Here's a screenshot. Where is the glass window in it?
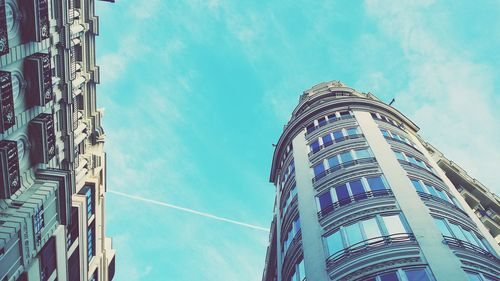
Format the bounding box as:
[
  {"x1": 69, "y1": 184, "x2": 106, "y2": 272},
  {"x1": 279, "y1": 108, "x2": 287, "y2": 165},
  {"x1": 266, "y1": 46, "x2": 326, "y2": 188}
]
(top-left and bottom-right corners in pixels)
[
  {"x1": 392, "y1": 133, "x2": 402, "y2": 141},
  {"x1": 322, "y1": 134, "x2": 333, "y2": 146},
  {"x1": 339, "y1": 111, "x2": 351, "y2": 118},
  {"x1": 379, "y1": 271, "x2": 399, "y2": 281},
  {"x1": 345, "y1": 223, "x2": 364, "y2": 246},
  {"x1": 310, "y1": 140, "x2": 320, "y2": 153},
  {"x1": 298, "y1": 259, "x2": 306, "y2": 281},
  {"x1": 425, "y1": 184, "x2": 439, "y2": 197},
  {"x1": 449, "y1": 223, "x2": 468, "y2": 241},
  {"x1": 383, "y1": 215, "x2": 406, "y2": 235},
  {"x1": 405, "y1": 268, "x2": 431, "y2": 281},
  {"x1": 293, "y1": 218, "x2": 301, "y2": 233},
  {"x1": 367, "y1": 176, "x2": 386, "y2": 191},
  {"x1": 436, "y1": 189, "x2": 450, "y2": 202},
  {"x1": 328, "y1": 155, "x2": 340, "y2": 170},
  {"x1": 313, "y1": 163, "x2": 325, "y2": 177},
  {"x1": 434, "y1": 218, "x2": 452, "y2": 237},
  {"x1": 394, "y1": 151, "x2": 406, "y2": 161},
  {"x1": 349, "y1": 179, "x2": 366, "y2": 199},
  {"x1": 318, "y1": 192, "x2": 333, "y2": 211},
  {"x1": 465, "y1": 272, "x2": 482, "y2": 281},
  {"x1": 327, "y1": 113, "x2": 337, "y2": 122},
  {"x1": 381, "y1": 129, "x2": 390, "y2": 138},
  {"x1": 335, "y1": 184, "x2": 350, "y2": 206},
  {"x1": 462, "y1": 229, "x2": 480, "y2": 247},
  {"x1": 318, "y1": 117, "x2": 327, "y2": 127},
  {"x1": 306, "y1": 123, "x2": 315, "y2": 133},
  {"x1": 347, "y1": 127, "x2": 358, "y2": 136},
  {"x1": 333, "y1": 130, "x2": 344, "y2": 141},
  {"x1": 326, "y1": 231, "x2": 343, "y2": 255},
  {"x1": 411, "y1": 180, "x2": 425, "y2": 193},
  {"x1": 362, "y1": 218, "x2": 381, "y2": 240},
  {"x1": 407, "y1": 156, "x2": 418, "y2": 165},
  {"x1": 355, "y1": 149, "x2": 371, "y2": 159},
  {"x1": 371, "y1": 112, "x2": 379, "y2": 119},
  {"x1": 340, "y1": 151, "x2": 353, "y2": 163}
]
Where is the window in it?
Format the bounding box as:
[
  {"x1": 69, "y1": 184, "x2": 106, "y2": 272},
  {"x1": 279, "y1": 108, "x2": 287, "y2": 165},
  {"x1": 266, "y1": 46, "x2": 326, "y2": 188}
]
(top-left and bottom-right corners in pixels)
[
  {"x1": 306, "y1": 123, "x2": 315, "y2": 134},
  {"x1": 434, "y1": 218, "x2": 453, "y2": 237},
  {"x1": 345, "y1": 223, "x2": 364, "y2": 246},
  {"x1": 313, "y1": 162, "x2": 325, "y2": 177},
  {"x1": 411, "y1": 180, "x2": 425, "y2": 193},
  {"x1": 339, "y1": 111, "x2": 351, "y2": 118},
  {"x1": 310, "y1": 140, "x2": 320, "y2": 153},
  {"x1": 318, "y1": 192, "x2": 333, "y2": 211},
  {"x1": 327, "y1": 155, "x2": 339, "y2": 169},
  {"x1": 87, "y1": 222, "x2": 95, "y2": 263},
  {"x1": 335, "y1": 184, "x2": 350, "y2": 206},
  {"x1": 318, "y1": 117, "x2": 327, "y2": 127},
  {"x1": 405, "y1": 268, "x2": 431, "y2": 281},
  {"x1": 326, "y1": 230, "x2": 343, "y2": 255},
  {"x1": 381, "y1": 129, "x2": 390, "y2": 138},
  {"x1": 366, "y1": 176, "x2": 387, "y2": 192},
  {"x1": 466, "y1": 272, "x2": 482, "y2": 281},
  {"x1": 394, "y1": 151, "x2": 406, "y2": 161},
  {"x1": 383, "y1": 215, "x2": 407, "y2": 235},
  {"x1": 322, "y1": 134, "x2": 333, "y2": 146},
  {"x1": 333, "y1": 130, "x2": 343, "y2": 141},
  {"x1": 354, "y1": 148, "x2": 371, "y2": 159},
  {"x1": 34, "y1": 205, "x2": 45, "y2": 244},
  {"x1": 362, "y1": 218, "x2": 381, "y2": 240},
  {"x1": 379, "y1": 272, "x2": 398, "y2": 281},
  {"x1": 346, "y1": 127, "x2": 358, "y2": 136},
  {"x1": 349, "y1": 179, "x2": 366, "y2": 199},
  {"x1": 339, "y1": 151, "x2": 353, "y2": 163},
  {"x1": 327, "y1": 113, "x2": 337, "y2": 122}
]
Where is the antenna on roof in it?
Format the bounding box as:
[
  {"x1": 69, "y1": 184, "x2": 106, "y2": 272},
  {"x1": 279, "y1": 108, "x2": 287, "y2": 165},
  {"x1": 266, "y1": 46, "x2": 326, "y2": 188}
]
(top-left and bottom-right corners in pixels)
[{"x1": 389, "y1": 98, "x2": 395, "y2": 106}]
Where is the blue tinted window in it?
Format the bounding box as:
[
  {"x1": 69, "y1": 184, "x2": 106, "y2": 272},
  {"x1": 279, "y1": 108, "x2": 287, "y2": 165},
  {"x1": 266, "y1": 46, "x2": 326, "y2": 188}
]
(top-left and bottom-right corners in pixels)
[
  {"x1": 466, "y1": 272, "x2": 482, "y2": 281},
  {"x1": 381, "y1": 129, "x2": 390, "y2": 137},
  {"x1": 306, "y1": 123, "x2": 315, "y2": 133},
  {"x1": 347, "y1": 127, "x2": 358, "y2": 136},
  {"x1": 355, "y1": 149, "x2": 370, "y2": 159},
  {"x1": 335, "y1": 184, "x2": 350, "y2": 205},
  {"x1": 407, "y1": 156, "x2": 418, "y2": 165},
  {"x1": 333, "y1": 130, "x2": 344, "y2": 141},
  {"x1": 345, "y1": 223, "x2": 363, "y2": 246},
  {"x1": 425, "y1": 184, "x2": 439, "y2": 197},
  {"x1": 340, "y1": 151, "x2": 353, "y2": 163},
  {"x1": 318, "y1": 117, "x2": 327, "y2": 127},
  {"x1": 328, "y1": 156, "x2": 340, "y2": 169},
  {"x1": 339, "y1": 111, "x2": 350, "y2": 117},
  {"x1": 367, "y1": 176, "x2": 386, "y2": 191},
  {"x1": 411, "y1": 180, "x2": 425, "y2": 193},
  {"x1": 322, "y1": 134, "x2": 333, "y2": 146},
  {"x1": 310, "y1": 140, "x2": 320, "y2": 153},
  {"x1": 327, "y1": 113, "x2": 337, "y2": 121},
  {"x1": 349, "y1": 179, "x2": 365, "y2": 198},
  {"x1": 379, "y1": 271, "x2": 399, "y2": 281},
  {"x1": 405, "y1": 269, "x2": 430, "y2": 281},
  {"x1": 392, "y1": 133, "x2": 402, "y2": 141},
  {"x1": 394, "y1": 151, "x2": 405, "y2": 161},
  {"x1": 326, "y1": 231, "x2": 343, "y2": 255},
  {"x1": 436, "y1": 189, "x2": 450, "y2": 202},
  {"x1": 449, "y1": 223, "x2": 468, "y2": 241},
  {"x1": 319, "y1": 192, "x2": 333, "y2": 210},
  {"x1": 313, "y1": 163, "x2": 325, "y2": 177},
  {"x1": 434, "y1": 218, "x2": 452, "y2": 237}
]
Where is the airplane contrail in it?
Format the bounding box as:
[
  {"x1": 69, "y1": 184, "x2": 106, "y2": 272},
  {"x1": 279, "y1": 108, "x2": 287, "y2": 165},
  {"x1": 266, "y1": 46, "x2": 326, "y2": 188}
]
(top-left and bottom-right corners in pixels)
[{"x1": 108, "y1": 190, "x2": 270, "y2": 233}]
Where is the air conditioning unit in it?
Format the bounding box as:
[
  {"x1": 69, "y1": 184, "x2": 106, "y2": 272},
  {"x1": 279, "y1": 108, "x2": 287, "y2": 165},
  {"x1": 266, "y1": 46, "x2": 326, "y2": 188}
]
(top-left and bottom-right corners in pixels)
[
  {"x1": 0, "y1": 140, "x2": 21, "y2": 198},
  {"x1": 0, "y1": 71, "x2": 15, "y2": 132},
  {"x1": 29, "y1": 113, "x2": 56, "y2": 164},
  {"x1": 0, "y1": 0, "x2": 10, "y2": 55},
  {"x1": 25, "y1": 53, "x2": 53, "y2": 107}
]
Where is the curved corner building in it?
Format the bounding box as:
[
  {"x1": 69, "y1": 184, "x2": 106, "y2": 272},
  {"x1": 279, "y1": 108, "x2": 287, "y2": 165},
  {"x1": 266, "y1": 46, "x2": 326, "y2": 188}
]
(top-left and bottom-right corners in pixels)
[{"x1": 262, "y1": 81, "x2": 500, "y2": 281}]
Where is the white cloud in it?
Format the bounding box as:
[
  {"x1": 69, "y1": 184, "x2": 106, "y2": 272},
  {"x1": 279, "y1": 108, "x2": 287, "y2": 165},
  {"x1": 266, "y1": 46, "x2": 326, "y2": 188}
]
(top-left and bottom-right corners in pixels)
[
  {"x1": 364, "y1": 0, "x2": 500, "y2": 192},
  {"x1": 128, "y1": 0, "x2": 162, "y2": 19}
]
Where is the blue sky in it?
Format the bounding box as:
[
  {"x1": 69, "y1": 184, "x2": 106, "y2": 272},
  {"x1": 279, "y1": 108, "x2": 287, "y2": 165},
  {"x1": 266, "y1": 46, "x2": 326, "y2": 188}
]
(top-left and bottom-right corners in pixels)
[{"x1": 95, "y1": 1, "x2": 500, "y2": 280}]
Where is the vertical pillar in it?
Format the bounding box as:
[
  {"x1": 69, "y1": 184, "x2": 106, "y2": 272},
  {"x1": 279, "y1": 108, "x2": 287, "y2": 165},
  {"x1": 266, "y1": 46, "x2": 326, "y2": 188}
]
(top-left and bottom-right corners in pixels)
[
  {"x1": 292, "y1": 130, "x2": 330, "y2": 281},
  {"x1": 354, "y1": 110, "x2": 468, "y2": 281}
]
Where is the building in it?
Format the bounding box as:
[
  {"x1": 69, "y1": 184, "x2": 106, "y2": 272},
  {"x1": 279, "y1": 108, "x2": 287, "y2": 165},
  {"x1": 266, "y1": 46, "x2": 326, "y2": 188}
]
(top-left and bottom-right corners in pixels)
[
  {"x1": 0, "y1": 0, "x2": 115, "y2": 280},
  {"x1": 262, "y1": 81, "x2": 500, "y2": 281}
]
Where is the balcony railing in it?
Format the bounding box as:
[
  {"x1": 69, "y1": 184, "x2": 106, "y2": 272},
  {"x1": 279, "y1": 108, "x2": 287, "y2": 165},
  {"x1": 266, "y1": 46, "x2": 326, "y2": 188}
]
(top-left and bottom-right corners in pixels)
[
  {"x1": 309, "y1": 134, "x2": 364, "y2": 156},
  {"x1": 326, "y1": 233, "x2": 416, "y2": 268},
  {"x1": 306, "y1": 115, "x2": 355, "y2": 135},
  {"x1": 443, "y1": 236, "x2": 499, "y2": 262},
  {"x1": 313, "y1": 157, "x2": 377, "y2": 183},
  {"x1": 318, "y1": 189, "x2": 393, "y2": 219},
  {"x1": 416, "y1": 191, "x2": 468, "y2": 216},
  {"x1": 398, "y1": 159, "x2": 442, "y2": 182}
]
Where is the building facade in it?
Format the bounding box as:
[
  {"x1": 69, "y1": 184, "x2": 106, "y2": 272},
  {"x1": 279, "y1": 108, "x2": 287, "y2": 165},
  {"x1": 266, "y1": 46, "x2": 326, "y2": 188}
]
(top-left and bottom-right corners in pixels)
[
  {"x1": 0, "y1": 0, "x2": 115, "y2": 281},
  {"x1": 262, "y1": 81, "x2": 500, "y2": 281}
]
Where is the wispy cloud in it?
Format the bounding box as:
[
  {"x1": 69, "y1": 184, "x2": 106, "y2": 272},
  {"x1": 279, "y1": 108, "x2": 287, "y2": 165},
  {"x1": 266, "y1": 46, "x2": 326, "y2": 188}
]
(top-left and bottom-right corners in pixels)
[{"x1": 364, "y1": 0, "x2": 500, "y2": 191}]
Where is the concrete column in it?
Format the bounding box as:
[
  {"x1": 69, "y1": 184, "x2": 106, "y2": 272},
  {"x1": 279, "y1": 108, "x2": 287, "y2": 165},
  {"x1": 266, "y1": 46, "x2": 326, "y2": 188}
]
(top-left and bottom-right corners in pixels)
[
  {"x1": 292, "y1": 130, "x2": 330, "y2": 281},
  {"x1": 354, "y1": 110, "x2": 468, "y2": 281}
]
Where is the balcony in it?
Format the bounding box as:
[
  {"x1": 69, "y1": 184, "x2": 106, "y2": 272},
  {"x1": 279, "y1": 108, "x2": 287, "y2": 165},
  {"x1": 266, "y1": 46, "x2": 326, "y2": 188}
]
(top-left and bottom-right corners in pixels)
[
  {"x1": 0, "y1": 0, "x2": 9, "y2": 55},
  {"x1": 318, "y1": 189, "x2": 393, "y2": 219},
  {"x1": 29, "y1": 113, "x2": 56, "y2": 164},
  {"x1": 443, "y1": 236, "x2": 499, "y2": 263},
  {"x1": 313, "y1": 157, "x2": 377, "y2": 184},
  {"x1": 24, "y1": 53, "x2": 53, "y2": 107},
  {"x1": 21, "y1": 0, "x2": 50, "y2": 42},
  {"x1": 0, "y1": 71, "x2": 15, "y2": 132},
  {"x1": 308, "y1": 133, "x2": 364, "y2": 157},
  {"x1": 306, "y1": 114, "x2": 355, "y2": 136},
  {"x1": 326, "y1": 233, "x2": 417, "y2": 268},
  {"x1": 0, "y1": 140, "x2": 21, "y2": 198}
]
